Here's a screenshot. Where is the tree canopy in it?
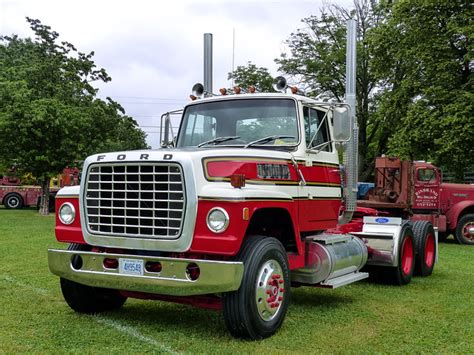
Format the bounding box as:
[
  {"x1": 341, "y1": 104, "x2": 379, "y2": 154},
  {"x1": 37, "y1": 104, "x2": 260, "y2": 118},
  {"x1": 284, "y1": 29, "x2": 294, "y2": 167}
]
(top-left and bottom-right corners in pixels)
[
  {"x1": 227, "y1": 62, "x2": 275, "y2": 92},
  {"x1": 372, "y1": 0, "x2": 473, "y2": 177},
  {"x1": 0, "y1": 18, "x2": 147, "y2": 214}
]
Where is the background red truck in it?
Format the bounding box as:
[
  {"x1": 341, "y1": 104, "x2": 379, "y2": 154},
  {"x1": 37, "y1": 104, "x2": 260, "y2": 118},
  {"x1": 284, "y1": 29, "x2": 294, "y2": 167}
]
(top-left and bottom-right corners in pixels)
[
  {"x1": 358, "y1": 157, "x2": 474, "y2": 245},
  {"x1": 0, "y1": 167, "x2": 80, "y2": 210}
]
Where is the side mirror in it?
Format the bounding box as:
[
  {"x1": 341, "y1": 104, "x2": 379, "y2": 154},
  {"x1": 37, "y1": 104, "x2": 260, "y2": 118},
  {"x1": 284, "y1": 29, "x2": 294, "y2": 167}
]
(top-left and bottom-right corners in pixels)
[
  {"x1": 160, "y1": 113, "x2": 175, "y2": 148},
  {"x1": 332, "y1": 106, "x2": 351, "y2": 142}
]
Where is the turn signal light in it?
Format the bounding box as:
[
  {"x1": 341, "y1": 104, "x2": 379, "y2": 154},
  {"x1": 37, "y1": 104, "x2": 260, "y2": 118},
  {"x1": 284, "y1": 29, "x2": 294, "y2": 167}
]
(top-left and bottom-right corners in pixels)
[{"x1": 230, "y1": 174, "x2": 246, "y2": 188}]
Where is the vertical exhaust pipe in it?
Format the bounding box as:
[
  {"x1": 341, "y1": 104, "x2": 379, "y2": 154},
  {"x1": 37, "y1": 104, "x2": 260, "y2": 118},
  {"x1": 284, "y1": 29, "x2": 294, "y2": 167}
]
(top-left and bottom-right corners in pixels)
[
  {"x1": 204, "y1": 33, "x2": 213, "y2": 97},
  {"x1": 339, "y1": 18, "x2": 358, "y2": 225}
]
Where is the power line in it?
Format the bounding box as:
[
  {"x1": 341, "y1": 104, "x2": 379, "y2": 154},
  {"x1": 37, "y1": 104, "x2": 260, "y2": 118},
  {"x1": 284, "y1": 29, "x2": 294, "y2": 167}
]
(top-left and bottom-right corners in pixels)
[{"x1": 101, "y1": 95, "x2": 186, "y2": 101}]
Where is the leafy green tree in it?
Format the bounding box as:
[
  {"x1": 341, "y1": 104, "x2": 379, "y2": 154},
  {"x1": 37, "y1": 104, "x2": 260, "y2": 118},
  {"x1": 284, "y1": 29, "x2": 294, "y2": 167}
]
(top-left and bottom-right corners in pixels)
[
  {"x1": 371, "y1": 0, "x2": 473, "y2": 177},
  {"x1": 276, "y1": 0, "x2": 384, "y2": 179},
  {"x1": 228, "y1": 62, "x2": 276, "y2": 92},
  {"x1": 0, "y1": 18, "x2": 147, "y2": 214}
]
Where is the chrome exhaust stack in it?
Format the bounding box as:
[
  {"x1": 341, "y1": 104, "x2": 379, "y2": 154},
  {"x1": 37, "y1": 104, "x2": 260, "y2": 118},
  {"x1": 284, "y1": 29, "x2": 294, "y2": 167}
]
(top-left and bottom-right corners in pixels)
[{"x1": 339, "y1": 18, "x2": 358, "y2": 225}]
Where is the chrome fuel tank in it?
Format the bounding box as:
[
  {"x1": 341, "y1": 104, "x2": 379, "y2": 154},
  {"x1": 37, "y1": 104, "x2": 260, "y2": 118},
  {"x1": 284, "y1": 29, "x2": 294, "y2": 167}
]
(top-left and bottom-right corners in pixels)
[{"x1": 291, "y1": 234, "x2": 367, "y2": 285}]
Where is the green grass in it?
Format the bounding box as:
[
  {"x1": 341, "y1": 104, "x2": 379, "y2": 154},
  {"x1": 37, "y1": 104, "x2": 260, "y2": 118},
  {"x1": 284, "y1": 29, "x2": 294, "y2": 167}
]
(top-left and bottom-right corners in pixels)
[{"x1": 1, "y1": 208, "x2": 473, "y2": 353}]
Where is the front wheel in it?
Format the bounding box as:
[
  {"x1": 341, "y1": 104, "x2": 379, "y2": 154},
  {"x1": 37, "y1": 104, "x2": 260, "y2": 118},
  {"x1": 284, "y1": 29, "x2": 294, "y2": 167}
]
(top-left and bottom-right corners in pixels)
[
  {"x1": 60, "y1": 244, "x2": 127, "y2": 313},
  {"x1": 455, "y1": 214, "x2": 474, "y2": 245},
  {"x1": 4, "y1": 193, "x2": 23, "y2": 209},
  {"x1": 223, "y1": 236, "x2": 290, "y2": 340}
]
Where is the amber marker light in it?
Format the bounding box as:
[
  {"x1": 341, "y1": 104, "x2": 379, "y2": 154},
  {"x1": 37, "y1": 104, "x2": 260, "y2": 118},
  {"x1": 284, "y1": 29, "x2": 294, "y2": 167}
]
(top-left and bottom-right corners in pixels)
[
  {"x1": 248, "y1": 86, "x2": 256, "y2": 93},
  {"x1": 290, "y1": 86, "x2": 298, "y2": 94},
  {"x1": 190, "y1": 94, "x2": 197, "y2": 101},
  {"x1": 219, "y1": 88, "x2": 227, "y2": 95},
  {"x1": 233, "y1": 86, "x2": 241, "y2": 94},
  {"x1": 230, "y1": 174, "x2": 246, "y2": 188},
  {"x1": 243, "y1": 207, "x2": 250, "y2": 221}
]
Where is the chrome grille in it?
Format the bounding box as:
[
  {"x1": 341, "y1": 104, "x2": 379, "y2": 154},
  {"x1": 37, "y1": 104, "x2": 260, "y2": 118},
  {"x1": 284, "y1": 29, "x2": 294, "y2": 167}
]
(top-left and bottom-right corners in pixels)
[{"x1": 84, "y1": 163, "x2": 185, "y2": 239}]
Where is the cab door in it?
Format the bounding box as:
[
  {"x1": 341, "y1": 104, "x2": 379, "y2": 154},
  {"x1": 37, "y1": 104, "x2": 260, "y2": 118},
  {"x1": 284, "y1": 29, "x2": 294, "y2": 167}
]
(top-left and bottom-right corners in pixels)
[
  {"x1": 412, "y1": 166, "x2": 441, "y2": 210},
  {"x1": 297, "y1": 106, "x2": 341, "y2": 232}
]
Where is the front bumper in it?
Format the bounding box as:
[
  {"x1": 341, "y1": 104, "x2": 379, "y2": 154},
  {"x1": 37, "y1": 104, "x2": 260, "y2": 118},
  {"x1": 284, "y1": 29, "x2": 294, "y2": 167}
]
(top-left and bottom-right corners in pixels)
[{"x1": 48, "y1": 249, "x2": 244, "y2": 296}]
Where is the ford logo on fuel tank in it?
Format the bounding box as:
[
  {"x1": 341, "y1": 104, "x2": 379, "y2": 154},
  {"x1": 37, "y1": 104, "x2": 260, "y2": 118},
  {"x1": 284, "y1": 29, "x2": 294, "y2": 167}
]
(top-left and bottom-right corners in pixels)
[{"x1": 375, "y1": 217, "x2": 390, "y2": 224}]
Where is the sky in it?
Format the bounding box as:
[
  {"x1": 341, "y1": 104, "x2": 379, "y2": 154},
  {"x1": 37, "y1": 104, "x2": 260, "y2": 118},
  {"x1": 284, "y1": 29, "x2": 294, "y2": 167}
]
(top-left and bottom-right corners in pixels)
[{"x1": 1, "y1": 0, "x2": 352, "y2": 148}]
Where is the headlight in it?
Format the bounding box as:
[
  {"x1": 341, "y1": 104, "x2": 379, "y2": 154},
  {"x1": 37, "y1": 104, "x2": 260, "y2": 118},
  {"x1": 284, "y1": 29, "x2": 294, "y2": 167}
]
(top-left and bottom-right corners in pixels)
[
  {"x1": 58, "y1": 202, "x2": 76, "y2": 225},
  {"x1": 206, "y1": 207, "x2": 229, "y2": 233}
]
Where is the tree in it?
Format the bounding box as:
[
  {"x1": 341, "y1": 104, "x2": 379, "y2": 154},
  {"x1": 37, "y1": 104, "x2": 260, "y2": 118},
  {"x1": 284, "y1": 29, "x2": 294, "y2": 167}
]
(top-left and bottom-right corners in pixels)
[
  {"x1": 228, "y1": 62, "x2": 276, "y2": 92},
  {"x1": 276, "y1": 0, "x2": 384, "y2": 180},
  {"x1": 0, "y1": 18, "x2": 147, "y2": 215},
  {"x1": 371, "y1": 0, "x2": 473, "y2": 177}
]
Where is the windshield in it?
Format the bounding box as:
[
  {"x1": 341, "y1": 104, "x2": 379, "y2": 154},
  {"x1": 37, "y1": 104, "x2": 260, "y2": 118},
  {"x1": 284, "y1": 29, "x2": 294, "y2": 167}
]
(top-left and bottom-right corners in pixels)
[{"x1": 176, "y1": 98, "x2": 298, "y2": 148}]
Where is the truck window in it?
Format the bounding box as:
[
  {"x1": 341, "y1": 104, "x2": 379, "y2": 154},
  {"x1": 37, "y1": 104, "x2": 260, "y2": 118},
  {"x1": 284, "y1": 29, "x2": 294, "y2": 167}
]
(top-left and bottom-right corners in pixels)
[
  {"x1": 177, "y1": 99, "x2": 298, "y2": 148},
  {"x1": 303, "y1": 106, "x2": 331, "y2": 152},
  {"x1": 181, "y1": 114, "x2": 217, "y2": 146},
  {"x1": 417, "y1": 168, "x2": 436, "y2": 182}
]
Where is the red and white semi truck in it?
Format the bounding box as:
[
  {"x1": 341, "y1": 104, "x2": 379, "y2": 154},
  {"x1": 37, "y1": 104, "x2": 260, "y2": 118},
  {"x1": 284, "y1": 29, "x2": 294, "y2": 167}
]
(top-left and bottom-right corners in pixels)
[{"x1": 48, "y1": 21, "x2": 437, "y2": 339}]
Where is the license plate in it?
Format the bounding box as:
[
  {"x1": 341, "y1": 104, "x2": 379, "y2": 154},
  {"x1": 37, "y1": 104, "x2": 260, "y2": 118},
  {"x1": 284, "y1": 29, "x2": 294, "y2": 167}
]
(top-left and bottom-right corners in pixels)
[{"x1": 119, "y1": 258, "x2": 144, "y2": 276}]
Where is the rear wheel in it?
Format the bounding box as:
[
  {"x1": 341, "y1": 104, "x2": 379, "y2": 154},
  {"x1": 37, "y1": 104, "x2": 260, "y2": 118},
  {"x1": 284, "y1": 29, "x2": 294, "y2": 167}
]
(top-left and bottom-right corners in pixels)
[
  {"x1": 60, "y1": 244, "x2": 127, "y2": 313},
  {"x1": 455, "y1": 214, "x2": 474, "y2": 245},
  {"x1": 4, "y1": 193, "x2": 23, "y2": 209},
  {"x1": 413, "y1": 221, "x2": 436, "y2": 277},
  {"x1": 382, "y1": 222, "x2": 415, "y2": 285},
  {"x1": 223, "y1": 236, "x2": 290, "y2": 340}
]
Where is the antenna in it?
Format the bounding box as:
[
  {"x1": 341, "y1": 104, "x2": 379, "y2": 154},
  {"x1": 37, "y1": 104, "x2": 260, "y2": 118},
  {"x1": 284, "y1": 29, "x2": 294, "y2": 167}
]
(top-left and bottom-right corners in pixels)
[{"x1": 232, "y1": 28, "x2": 235, "y2": 88}]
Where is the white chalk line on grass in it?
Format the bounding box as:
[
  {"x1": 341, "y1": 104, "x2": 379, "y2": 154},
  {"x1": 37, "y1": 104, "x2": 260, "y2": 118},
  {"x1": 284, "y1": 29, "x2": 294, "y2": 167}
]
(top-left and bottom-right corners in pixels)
[
  {"x1": 94, "y1": 316, "x2": 181, "y2": 355},
  {"x1": 1, "y1": 274, "x2": 181, "y2": 354}
]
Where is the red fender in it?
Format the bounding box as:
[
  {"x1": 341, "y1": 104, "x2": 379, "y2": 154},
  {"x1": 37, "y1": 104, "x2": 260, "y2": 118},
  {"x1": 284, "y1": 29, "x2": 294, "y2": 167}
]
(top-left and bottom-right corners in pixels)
[{"x1": 445, "y1": 200, "x2": 474, "y2": 230}]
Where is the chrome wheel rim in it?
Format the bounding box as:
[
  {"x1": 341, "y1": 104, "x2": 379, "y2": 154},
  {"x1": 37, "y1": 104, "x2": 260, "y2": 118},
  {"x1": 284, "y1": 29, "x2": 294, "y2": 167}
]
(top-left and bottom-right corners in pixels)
[{"x1": 255, "y1": 259, "x2": 285, "y2": 321}]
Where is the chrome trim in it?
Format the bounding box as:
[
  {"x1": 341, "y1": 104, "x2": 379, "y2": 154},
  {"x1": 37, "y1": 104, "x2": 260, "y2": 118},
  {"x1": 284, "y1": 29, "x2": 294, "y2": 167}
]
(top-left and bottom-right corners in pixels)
[
  {"x1": 84, "y1": 162, "x2": 186, "y2": 239},
  {"x1": 80, "y1": 154, "x2": 197, "y2": 252},
  {"x1": 58, "y1": 202, "x2": 76, "y2": 225},
  {"x1": 48, "y1": 249, "x2": 244, "y2": 296},
  {"x1": 206, "y1": 207, "x2": 229, "y2": 233}
]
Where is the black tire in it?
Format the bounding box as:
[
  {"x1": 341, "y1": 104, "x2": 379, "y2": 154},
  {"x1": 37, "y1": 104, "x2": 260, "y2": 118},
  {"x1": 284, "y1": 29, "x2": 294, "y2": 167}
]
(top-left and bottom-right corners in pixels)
[
  {"x1": 4, "y1": 193, "x2": 23, "y2": 209},
  {"x1": 413, "y1": 221, "x2": 436, "y2": 277},
  {"x1": 455, "y1": 214, "x2": 474, "y2": 245},
  {"x1": 381, "y1": 222, "x2": 415, "y2": 285},
  {"x1": 223, "y1": 236, "x2": 290, "y2": 340},
  {"x1": 60, "y1": 244, "x2": 127, "y2": 313}
]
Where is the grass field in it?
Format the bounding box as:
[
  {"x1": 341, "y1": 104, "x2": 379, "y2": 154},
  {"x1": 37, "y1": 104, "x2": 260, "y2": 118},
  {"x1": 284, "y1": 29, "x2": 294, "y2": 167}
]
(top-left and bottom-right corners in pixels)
[{"x1": 1, "y1": 208, "x2": 473, "y2": 353}]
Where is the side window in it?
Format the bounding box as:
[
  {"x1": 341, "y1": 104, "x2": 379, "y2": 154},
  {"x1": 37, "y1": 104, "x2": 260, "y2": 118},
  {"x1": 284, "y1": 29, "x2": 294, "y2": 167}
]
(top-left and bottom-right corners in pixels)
[
  {"x1": 303, "y1": 107, "x2": 332, "y2": 152},
  {"x1": 182, "y1": 114, "x2": 216, "y2": 146},
  {"x1": 417, "y1": 168, "x2": 436, "y2": 182}
]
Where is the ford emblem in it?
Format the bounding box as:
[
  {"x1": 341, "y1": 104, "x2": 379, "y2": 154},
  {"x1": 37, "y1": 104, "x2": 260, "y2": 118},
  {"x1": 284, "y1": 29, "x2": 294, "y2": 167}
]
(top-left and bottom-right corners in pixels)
[{"x1": 375, "y1": 217, "x2": 390, "y2": 224}]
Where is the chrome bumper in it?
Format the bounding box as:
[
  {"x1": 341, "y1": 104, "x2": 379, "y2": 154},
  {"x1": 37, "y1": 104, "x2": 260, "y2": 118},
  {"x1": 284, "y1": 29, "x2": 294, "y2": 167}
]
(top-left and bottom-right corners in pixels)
[{"x1": 48, "y1": 249, "x2": 244, "y2": 296}]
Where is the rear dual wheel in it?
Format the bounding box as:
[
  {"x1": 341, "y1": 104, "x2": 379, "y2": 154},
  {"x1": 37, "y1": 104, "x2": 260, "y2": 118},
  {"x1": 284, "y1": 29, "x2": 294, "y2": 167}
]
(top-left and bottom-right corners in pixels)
[
  {"x1": 378, "y1": 222, "x2": 415, "y2": 286},
  {"x1": 413, "y1": 221, "x2": 436, "y2": 277}
]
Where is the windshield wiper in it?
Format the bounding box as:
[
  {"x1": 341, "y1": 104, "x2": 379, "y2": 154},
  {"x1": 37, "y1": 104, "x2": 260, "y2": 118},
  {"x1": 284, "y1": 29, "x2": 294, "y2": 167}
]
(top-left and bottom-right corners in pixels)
[
  {"x1": 244, "y1": 135, "x2": 295, "y2": 148},
  {"x1": 197, "y1": 136, "x2": 241, "y2": 148}
]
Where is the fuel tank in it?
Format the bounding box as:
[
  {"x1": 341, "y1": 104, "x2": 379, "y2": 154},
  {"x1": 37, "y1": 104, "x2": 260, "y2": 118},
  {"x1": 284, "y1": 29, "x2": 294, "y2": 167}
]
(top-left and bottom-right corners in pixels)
[{"x1": 291, "y1": 234, "x2": 367, "y2": 285}]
